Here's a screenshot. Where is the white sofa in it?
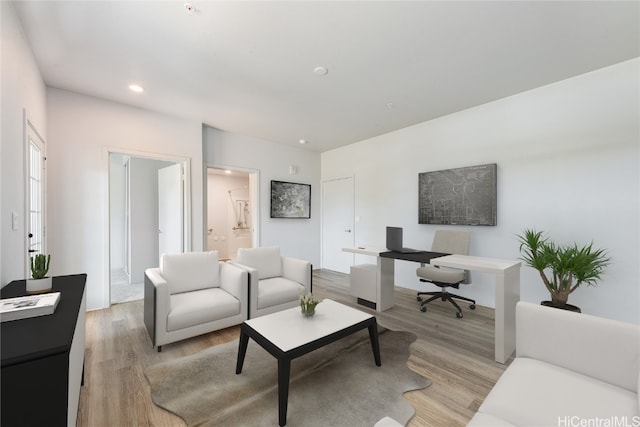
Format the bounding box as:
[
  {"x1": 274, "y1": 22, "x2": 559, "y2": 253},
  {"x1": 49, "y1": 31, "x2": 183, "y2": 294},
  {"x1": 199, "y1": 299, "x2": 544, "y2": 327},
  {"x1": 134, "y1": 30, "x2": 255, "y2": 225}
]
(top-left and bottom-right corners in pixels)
[
  {"x1": 468, "y1": 301, "x2": 640, "y2": 426},
  {"x1": 234, "y1": 246, "x2": 312, "y2": 318},
  {"x1": 144, "y1": 251, "x2": 248, "y2": 351}
]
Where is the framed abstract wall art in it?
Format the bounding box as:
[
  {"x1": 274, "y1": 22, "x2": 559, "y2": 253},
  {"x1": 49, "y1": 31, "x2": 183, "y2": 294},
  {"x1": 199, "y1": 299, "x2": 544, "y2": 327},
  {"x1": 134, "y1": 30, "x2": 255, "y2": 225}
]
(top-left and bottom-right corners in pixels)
[
  {"x1": 270, "y1": 180, "x2": 311, "y2": 219},
  {"x1": 418, "y1": 163, "x2": 497, "y2": 226}
]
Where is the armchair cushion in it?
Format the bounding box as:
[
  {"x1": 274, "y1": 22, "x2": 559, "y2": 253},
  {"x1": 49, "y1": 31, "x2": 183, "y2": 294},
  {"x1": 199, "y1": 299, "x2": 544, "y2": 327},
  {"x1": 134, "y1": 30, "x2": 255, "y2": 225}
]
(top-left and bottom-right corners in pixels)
[
  {"x1": 161, "y1": 251, "x2": 220, "y2": 294},
  {"x1": 257, "y1": 277, "x2": 305, "y2": 310},
  {"x1": 517, "y1": 299, "x2": 639, "y2": 392},
  {"x1": 237, "y1": 246, "x2": 282, "y2": 279},
  {"x1": 468, "y1": 302, "x2": 640, "y2": 426},
  {"x1": 167, "y1": 288, "x2": 240, "y2": 332},
  {"x1": 475, "y1": 358, "x2": 638, "y2": 426}
]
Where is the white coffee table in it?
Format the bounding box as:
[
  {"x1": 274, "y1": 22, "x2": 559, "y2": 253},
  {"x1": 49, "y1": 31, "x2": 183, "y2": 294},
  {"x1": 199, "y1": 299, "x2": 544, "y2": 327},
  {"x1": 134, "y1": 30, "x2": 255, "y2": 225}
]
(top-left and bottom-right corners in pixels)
[{"x1": 235, "y1": 299, "x2": 381, "y2": 426}]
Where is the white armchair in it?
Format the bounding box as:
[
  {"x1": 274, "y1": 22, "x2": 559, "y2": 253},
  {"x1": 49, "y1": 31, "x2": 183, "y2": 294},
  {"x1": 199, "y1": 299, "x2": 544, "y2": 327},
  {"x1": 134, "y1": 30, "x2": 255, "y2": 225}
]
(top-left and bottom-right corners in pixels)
[
  {"x1": 234, "y1": 246, "x2": 312, "y2": 318},
  {"x1": 144, "y1": 251, "x2": 248, "y2": 352}
]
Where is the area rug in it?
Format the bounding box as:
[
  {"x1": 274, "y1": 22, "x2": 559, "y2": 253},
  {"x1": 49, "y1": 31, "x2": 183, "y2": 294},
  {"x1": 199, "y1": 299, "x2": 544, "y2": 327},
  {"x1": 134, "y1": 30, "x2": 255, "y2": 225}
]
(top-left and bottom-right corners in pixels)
[{"x1": 145, "y1": 328, "x2": 430, "y2": 426}]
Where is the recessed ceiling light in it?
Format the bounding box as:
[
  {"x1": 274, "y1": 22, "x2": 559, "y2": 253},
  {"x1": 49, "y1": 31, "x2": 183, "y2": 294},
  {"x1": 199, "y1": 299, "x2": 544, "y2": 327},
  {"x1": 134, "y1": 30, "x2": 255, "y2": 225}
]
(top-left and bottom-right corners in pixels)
[
  {"x1": 313, "y1": 66, "x2": 328, "y2": 76},
  {"x1": 128, "y1": 84, "x2": 144, "y2": 93},
  {"x1": 299, "y1": 139, "x2": 308, "y2": 145},
  {"x1": 224, "y1": 170, "x2": 232, "y2": 174}
]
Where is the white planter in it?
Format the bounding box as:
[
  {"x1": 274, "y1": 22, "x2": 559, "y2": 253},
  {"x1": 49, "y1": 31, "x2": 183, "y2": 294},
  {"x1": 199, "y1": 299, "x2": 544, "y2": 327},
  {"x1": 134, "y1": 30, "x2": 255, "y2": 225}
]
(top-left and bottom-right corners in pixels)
[{"x1": 26, "y1": 277, "x2": 52, "y2": 294}]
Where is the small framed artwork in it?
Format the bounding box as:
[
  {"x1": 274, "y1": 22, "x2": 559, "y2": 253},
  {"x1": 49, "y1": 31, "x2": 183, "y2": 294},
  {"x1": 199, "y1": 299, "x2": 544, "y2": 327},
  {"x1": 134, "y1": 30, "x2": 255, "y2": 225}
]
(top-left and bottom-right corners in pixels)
[{"x1": 270, "y1": 180, "x2": 311, "y2": 218}]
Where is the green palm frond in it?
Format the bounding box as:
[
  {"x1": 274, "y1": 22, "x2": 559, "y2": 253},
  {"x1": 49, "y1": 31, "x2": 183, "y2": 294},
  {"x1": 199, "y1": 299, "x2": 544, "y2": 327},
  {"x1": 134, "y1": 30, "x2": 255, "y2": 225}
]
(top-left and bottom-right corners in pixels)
[{"x1": 517, "y1": 229, "x2": 610, "y2": 305}]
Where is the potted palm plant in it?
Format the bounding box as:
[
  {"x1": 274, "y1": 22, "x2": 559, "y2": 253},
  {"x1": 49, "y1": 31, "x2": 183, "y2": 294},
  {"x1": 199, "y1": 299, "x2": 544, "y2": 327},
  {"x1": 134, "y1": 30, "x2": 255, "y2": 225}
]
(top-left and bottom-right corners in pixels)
[
  {"x1": 517, "y1": 229, "x2": 610, "y2": 312},
  {"x1": 27, "y1": 253, "x2": 52, "y2": 294}
]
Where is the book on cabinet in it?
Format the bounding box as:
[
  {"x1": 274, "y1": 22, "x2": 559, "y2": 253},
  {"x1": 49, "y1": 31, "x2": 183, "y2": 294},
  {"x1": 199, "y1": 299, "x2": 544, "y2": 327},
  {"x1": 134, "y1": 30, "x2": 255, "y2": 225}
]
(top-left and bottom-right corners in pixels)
[{"x1": 0, "y1": 292, "x2": 61, "y2": 322}]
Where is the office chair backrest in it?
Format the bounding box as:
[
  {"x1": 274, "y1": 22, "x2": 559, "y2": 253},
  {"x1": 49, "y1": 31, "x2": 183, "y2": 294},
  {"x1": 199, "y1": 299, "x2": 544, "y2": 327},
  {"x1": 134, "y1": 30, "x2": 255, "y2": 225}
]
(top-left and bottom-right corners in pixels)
[{"x1": 431, "y1": 230, "x2": 470, "y2": 255}]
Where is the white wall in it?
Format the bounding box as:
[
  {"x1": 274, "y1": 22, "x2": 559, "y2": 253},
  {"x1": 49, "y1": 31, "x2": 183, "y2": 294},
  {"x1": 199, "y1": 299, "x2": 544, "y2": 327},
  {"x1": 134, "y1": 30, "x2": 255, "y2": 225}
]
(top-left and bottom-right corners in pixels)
[
  {"x1": 322, "y1": 59, "x2": 640, "y2": 324},
  {"x1": 46, "y1": 88, "x2": 204, "y2": 310},
  {"x1": 203, "y1": 127, "x2": 321, "y2": 266},
  {"x1": 1, "y1": 2, "x2": 48, "y2": 285}
]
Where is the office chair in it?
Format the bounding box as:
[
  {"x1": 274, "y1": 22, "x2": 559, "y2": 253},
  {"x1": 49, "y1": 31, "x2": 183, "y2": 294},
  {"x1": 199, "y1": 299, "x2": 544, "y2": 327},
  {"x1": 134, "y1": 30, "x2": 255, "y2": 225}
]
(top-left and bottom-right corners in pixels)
[{"x1": 416, "y1": 230, "x2": 476, "y2": 318}]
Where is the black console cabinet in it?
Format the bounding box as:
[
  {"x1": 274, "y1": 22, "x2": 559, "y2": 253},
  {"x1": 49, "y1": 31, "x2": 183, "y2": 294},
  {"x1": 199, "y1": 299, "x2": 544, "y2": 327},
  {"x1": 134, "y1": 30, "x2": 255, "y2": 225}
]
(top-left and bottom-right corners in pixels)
[{"x1": 1, "y1": 274, "x2": 87, "y2": 427}]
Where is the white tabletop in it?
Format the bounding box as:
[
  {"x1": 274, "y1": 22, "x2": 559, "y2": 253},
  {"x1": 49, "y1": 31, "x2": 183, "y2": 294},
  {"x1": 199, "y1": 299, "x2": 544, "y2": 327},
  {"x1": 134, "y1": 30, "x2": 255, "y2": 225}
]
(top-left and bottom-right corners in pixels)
[
  {"x1": 431, "y1": 254, "x2": 521, "y2": 272},
  {"x1": 244, "y1": 299, "x2": 373, "y2": 352},
  {"x1": 342, "y1": 246, "x2": 388, "y2": 256}
]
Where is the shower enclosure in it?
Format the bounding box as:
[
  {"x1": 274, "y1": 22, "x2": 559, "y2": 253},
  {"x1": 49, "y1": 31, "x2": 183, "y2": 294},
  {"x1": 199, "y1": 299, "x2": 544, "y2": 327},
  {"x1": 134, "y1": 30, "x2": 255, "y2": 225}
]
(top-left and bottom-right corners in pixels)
[{"x1": 207, "y1": 169, "x2": 254, "y2": 260}]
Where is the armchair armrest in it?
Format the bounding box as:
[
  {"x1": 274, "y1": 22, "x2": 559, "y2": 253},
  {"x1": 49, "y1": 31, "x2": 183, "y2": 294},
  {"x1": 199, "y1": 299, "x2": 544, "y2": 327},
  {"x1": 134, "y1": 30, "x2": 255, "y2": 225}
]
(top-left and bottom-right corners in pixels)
[
  {"x1": 145, "y1": 268, "x2": 169, "y2": 311},
  {"x1": 282, "y1": 256, "x2": 312, "y2": 292},
  {"x1": 144, "y1": 268, "x2": 170, "y2": 348},
  {"x1": 229, "y1": 261, "x2": 259, "y2": 309},
  {"x1": 219, "y1": 262, "x2": 248, "y2": 302},
  {"x1": 516, "y1": 301, "x2": 640, "y2": 393}
]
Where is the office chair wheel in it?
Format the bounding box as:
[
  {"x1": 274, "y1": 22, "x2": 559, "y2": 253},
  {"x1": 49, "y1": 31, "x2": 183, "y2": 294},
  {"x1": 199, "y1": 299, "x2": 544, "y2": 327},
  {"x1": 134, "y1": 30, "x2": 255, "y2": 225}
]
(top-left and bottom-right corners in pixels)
[
  {"x1": 417, "y1": 296, "x2": 423, "y2": 302},
  {"x1": 420, "y1": 305, "x2": 427, "y2": 312},
  {"x1": 470, "y1": 304, "x2": 476, "y2": 310},
  {"x1": 456, "y1": 311, "x2": 463, "y2": 319}
]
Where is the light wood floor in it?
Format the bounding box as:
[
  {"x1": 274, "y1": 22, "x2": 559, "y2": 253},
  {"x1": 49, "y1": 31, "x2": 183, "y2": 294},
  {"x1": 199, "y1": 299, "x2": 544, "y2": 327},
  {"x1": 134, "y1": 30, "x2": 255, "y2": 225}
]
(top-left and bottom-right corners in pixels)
[{"x1": 78, "y1": 269, "x2": 509, "y2": 427}]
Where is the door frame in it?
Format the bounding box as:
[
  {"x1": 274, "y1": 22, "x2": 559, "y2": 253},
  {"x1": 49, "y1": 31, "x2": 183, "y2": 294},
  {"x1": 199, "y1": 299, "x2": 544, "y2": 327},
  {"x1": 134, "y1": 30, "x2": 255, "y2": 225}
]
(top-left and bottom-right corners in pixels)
[
  {"x1": 205, "y1": 164, "x2": 260, "y2": 250},
  {"x1": 105, "y1": 147, "x2": 191, "y2": 307}
]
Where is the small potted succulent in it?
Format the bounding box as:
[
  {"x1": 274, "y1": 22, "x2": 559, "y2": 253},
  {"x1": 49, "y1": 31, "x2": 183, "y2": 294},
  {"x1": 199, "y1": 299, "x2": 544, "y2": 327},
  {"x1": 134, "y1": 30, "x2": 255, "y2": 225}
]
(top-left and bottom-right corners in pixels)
[
  {"x1": 300, "y1": 292, "x2": 321, "y2": 317},
  {"x1": 517, "y1": 229, "x2": 610, "y2": 312},
  {"x1": 27, "y1": 253, "x2": 52, "y2": 294}
]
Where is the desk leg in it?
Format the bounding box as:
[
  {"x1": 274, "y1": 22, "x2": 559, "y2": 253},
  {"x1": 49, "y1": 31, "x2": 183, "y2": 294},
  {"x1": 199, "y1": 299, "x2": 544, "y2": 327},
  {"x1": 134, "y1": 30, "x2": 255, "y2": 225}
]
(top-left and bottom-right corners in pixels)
[
  {"x1": 235, "y1": 328, "x2": 249, "y2": 374},
  {"x1": 494, "y1": 266, "x2": 520, "y2": 364},
  {"x1": 367, "y1": 319, "x2": 382, "y2": 366},
  {"x1": 377, "y1": 257, "x2": 395, "y2": 312},
  {"x1": 278, "y1": 358, "x2": 291, "y2": 426}
]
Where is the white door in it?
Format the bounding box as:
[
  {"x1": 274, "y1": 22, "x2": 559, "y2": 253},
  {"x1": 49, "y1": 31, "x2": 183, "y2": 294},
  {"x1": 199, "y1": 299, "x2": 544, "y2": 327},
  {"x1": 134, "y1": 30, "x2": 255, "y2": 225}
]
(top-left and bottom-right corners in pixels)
[
  {"x1": 26, "y1": 122, "x2": 46, "y2": 277},
  {"x1": 158, "y1": 163, "x2": 183, "y2": 260},
  {"x1": 322, "y1": 177, "x2": 354, "y2": 273}
]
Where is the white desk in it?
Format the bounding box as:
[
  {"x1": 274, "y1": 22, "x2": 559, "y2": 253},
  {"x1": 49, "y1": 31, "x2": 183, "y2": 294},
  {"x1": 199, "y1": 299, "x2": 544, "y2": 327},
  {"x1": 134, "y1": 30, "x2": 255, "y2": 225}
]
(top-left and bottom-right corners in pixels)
[
  {"x1": 430, "y1": 255, "x2": 521, "y2": 364},
  {"x1": 342, "y1": 247, "x2": 395, "y2": 312},
  {"x1": 343, "y1": 247, "x2": 521, "y2": 364}
]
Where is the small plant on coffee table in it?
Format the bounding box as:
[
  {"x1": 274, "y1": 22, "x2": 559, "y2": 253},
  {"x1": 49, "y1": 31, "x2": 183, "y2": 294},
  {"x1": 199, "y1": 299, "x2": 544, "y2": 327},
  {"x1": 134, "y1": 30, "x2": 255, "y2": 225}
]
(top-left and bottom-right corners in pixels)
[{"x1": 300, "y1": 293, "x2": 321, "y2": 317}]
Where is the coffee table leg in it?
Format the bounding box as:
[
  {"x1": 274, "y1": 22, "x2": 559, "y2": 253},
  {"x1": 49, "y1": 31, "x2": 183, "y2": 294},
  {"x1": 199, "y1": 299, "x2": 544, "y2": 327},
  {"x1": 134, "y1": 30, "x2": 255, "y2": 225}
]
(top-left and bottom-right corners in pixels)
[
  {"x1": 235, "y1": 330, "x2": 249, "y2": 374},
  {"x1": 278, "y1": 358, "x2": 291, "y2": 426},
  {"x1": 368, "y1": 319, "x2": 382, "y2": 366}
]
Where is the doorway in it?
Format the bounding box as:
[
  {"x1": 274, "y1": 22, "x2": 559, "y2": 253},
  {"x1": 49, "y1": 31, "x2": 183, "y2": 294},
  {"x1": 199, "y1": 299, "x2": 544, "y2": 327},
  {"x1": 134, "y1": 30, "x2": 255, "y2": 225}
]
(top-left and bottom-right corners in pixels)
[
  {"x1": 321, "y1": 176, "x2": 355, "y2": 274},
  {"x1": 109, "y1": 153, "x2": 187, "y2": 304},
  {"x1": 206, "y1": 168, "x2": 258, "y2": 260}
]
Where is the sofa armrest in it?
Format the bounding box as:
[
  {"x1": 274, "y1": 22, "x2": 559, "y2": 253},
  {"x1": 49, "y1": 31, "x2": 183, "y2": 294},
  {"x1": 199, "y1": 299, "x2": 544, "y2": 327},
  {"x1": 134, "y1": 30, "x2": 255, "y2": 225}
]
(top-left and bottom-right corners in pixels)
[
  {"x1": 282, "y1": 256, "x2": 312, "y2": 292},
  {"x1": 516, "y1": 301, "x2": 640, "y2": 392},
  {"x1": 220, "y1": 262, "x2": 248, "y2": 301}
]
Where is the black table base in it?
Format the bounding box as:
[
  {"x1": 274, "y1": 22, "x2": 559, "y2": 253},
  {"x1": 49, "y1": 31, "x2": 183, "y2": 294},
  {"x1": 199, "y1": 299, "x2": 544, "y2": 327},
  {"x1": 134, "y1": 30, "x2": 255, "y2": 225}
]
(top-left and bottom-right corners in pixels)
[{"x1": 236, "y1": 316, "x2": 381, "y2": 426}]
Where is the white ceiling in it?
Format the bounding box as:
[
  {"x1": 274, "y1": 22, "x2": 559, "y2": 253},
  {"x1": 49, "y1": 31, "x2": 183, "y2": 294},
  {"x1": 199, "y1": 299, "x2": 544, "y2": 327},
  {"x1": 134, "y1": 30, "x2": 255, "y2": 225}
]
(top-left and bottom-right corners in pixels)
[{"x1": 13, "y1": 1, "x2": 639, "y2": 152}]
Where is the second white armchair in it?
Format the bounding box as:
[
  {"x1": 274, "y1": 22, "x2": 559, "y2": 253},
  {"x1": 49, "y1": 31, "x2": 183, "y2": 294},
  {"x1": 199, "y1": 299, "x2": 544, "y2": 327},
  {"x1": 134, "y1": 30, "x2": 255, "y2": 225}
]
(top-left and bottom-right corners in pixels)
[{"x1": 235, "y1": 246, "x2": 312, "y2": 318}]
